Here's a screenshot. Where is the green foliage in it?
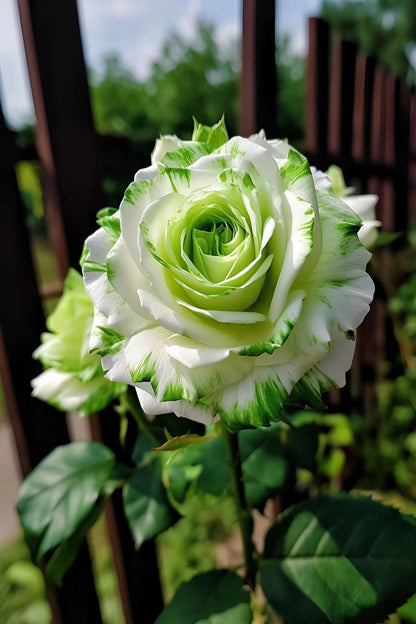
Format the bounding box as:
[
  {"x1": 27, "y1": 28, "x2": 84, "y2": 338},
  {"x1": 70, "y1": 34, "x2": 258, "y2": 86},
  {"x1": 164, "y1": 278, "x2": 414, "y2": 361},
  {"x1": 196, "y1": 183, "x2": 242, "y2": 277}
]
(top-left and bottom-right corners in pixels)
[
  {"x1": 123, "y1": 461, "x2": 174, "y2": 548},
  {"x1": 90, "y1": 24, "x2": 239, "y2": 144},
  {"x1": 361, "y1": 371, "x2": 416, "y2": 495},
  {"x1": 89, "y1": 23, "x2": 305, "y2": 160},
  {"x1": 15, "y1": 162, "x2": 45, "y2": 232},
  {"x1": 144, "y1": 24, "x2": 239, "y2": 139},
  {"x1": 155, "y1": 570, "x2": 252, "y2": 624},
  {"x1": 282, "y1": 410, "x2": 354, "y2": 485},
  {"x1": 261, "y1": 494, "x2": 416, "y2": 624},
  {"x1": 154, "y1": 433, "x2": 217, "y2": 452},
  {"x1": 398, "y1": 592, "x2": 416, "y2": 622},
  {"x1": 321, "y1": 0, "x2": 416, "y2": 78},
  {"x1": 158, "y1": 493, "x2": 236, "y2": 600},
  {"x1": 358, "y1": 224, "x2": 416, "y2": 496},
  {"x1": 239, "y1": 428, "x2": 292, "y2": 508},
  {"x1": 16, "y1": 442, "x2": 115, "y2": 581},
  {"x1": 163, "y1": 423, "x2": 318, "y2": 511},
  {"x1": 0, "y1": 540, "x2": 50, "y2": 624}
]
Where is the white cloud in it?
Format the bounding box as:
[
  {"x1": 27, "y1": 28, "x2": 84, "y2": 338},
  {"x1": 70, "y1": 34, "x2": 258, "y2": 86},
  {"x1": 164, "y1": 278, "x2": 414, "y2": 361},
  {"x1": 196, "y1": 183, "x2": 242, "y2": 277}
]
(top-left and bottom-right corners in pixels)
[
  {"x1": 0, "y1": 0, "x2": 33, "y2": 127},
  {"x1": 215, "y1": 21, "x2": 240, "y2": 48},
  {"x1": 80, "y1": 0, "x2": 148, "y2": 24},
  {"x1": 178, "y1": 0, "x2": 201, "y2": 41}
]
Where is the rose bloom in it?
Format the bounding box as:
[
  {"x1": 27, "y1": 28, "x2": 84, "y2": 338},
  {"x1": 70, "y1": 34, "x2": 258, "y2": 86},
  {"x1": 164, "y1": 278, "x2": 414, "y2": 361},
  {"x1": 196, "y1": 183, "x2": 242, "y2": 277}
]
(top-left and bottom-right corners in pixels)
[
  {"x1": 82, "y1": 122, "x2": 374, "y2": 430},
  {"x1": 32, "y1": 269, "x2": 126, "y2": 415},
  {"x1": 313, "y1": 165, "x2": 381, "y2": 249}
]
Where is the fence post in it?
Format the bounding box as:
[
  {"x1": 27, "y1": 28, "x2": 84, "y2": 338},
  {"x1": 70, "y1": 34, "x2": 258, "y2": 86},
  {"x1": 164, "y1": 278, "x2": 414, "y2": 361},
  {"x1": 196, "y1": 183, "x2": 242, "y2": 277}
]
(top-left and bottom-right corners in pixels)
[
  {"x1": 0, "y1": 91, "x2": 102, "y2": 624},
  {"x1": 16, "y1": 0, "x2": 164, "y2": 622},
  {"x1": 350, "y1": 53, "x2": 376, "y2": 413},
  {"x1": 241, "y1": 0, "x2": 277, "y2": 137},
  {"x1": 352, "y1": 54, "x2": 375, "y2": 167},
  {"x1": 328, "y1": 37, "x2": 357, "y2": 164},
  {"x1": 306, "y1": 18, "x2": 330, "y2": 158}
]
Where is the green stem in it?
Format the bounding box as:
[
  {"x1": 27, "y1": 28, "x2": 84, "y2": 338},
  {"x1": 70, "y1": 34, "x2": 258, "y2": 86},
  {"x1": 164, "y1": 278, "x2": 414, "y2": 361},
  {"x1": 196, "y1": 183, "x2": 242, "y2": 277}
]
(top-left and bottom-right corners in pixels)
[
  {"x1": 222, "y1": 425, "x2": 257, "y2": 590},
  {"x1": 124, "y1": 389, "x2": 159, "y2": 446}
]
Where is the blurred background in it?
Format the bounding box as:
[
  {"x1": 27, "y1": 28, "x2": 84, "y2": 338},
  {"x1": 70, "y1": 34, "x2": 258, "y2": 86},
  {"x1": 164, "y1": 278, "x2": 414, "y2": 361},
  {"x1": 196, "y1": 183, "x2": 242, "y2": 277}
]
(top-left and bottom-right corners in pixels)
[{"x1": 1, "y1": 1, "x2": 416, "y2": 622}]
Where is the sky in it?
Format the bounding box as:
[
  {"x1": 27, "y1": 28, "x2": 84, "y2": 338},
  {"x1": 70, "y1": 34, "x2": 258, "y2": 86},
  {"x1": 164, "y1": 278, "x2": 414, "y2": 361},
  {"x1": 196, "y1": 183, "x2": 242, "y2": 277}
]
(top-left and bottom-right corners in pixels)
[{"x1": 0, "y1": 0, "x2": 322, "y2": 129}]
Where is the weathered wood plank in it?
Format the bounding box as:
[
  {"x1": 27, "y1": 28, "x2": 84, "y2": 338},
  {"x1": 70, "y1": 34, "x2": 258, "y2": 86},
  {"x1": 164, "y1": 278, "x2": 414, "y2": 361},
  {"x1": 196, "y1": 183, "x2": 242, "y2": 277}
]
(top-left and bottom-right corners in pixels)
[
  {"x1": 328, "y1": 37, "x2": 357, "y2": 158},
  {"x1": 306, "y1": 18, "x2": 330, "y2": 155},
  {"x1": 241, "y1": 0, "x2": 277, "y2": 137}
]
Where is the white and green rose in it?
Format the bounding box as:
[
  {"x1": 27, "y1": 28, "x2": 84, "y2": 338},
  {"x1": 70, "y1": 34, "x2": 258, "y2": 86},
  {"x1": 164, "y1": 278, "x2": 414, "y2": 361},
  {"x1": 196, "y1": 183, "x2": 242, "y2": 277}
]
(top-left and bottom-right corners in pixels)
[
  {"x1": 32, "y1": 269, "x2": 126, "y2": 415},
  {"x1": 313, "y1": 164, "x2": 381, "y2": 249},
  {"x1": 82, "y1": 118, "x2": 374, "y2": 431}
]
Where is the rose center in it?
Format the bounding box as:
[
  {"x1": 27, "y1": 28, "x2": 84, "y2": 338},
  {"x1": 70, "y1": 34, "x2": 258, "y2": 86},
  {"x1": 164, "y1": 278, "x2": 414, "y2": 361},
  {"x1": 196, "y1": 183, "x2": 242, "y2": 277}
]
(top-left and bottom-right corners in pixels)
[{"x1": 189, "y1": 217, "x2": 249, "y2": 283}]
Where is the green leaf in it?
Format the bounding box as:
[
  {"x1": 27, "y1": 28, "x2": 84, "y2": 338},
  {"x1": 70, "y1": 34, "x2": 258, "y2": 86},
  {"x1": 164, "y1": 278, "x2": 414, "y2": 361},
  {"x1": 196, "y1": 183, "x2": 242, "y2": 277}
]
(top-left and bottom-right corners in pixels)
[
  {"x1": 131, "y1": 433, "x2": 154, "y2": 465},
  {"x1": 45, "y1": 497, "x2": 106, "y2": 585},
  {"x1": 152, "y1": 412, "x2": 205, "y2": 440},
  {"x1": 286, "y1": 423, "x2": 319, "y2": 472},
  {"x1": 192, "y1": 437, "x2": 231, "y2": 497},
  {"x1": 165, "y1": 427, "x2": 291, "y2": 509},
  {"x1": 239, "y1": 428, "x2": 290, "y2": 508},
  {"x1": 398, "y1": 592, "x2": 416, "y2": 622},
  {"x1": 154, "y1": 570, "x2": 252, "y2": 624},
  {"x1": 154, "y1": 433, "x2": 217, "y2": 452},
  {"x1": 17, "y1": 441, "x2": 115, "y2": 560},
  {"x1": 261, "y1": 494, "x2": 416, "y2": 624},
  {"x1": 192, "y1": 115, "x2": 229, "y2": 150},
  {"x1": 123, "y1": 461, "x2": 174, "y2": 547}
]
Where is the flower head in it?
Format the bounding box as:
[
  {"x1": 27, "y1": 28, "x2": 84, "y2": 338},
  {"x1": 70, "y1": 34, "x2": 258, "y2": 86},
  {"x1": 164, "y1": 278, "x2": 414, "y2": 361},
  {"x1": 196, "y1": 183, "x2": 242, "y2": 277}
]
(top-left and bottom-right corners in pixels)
[
  {"x1": 82, "y1": 119, "x2": 374, "y2": 431},
  {"x1": 32, "y1": 269, "x2": 126, "y2": 415},
  {"x1": 320, "y1": 165, "x2": 381, "y2": 249}
]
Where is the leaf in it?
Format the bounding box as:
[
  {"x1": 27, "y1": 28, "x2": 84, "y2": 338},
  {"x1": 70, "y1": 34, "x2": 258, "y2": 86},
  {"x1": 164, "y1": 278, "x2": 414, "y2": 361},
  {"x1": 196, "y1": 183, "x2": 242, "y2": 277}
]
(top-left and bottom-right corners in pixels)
[
  {"x1": 165, "y1": 428, "x2": 291, "y2": 509},
  {"x1": 152, "y1": 412, "x2": 205, "y2": 439},
  {"x1": 398, "y1": 592, "x2": 416, "y2": 622},
  {"x1": 154, "y1": 570, "x2": 252, "y2": 624},
  {"x1": 45, "y1": 497, "x2": 106, "y2": 585},
  {"x1": 261, "y1": 494, "x2": 416, "y2": 624},
  {"x1": 131, "y1": 433, "x2": 154, "y2": 464},
  {"x1": 193, "y1": 437, "x2": 232, "y2": 497},
  {"x1": 123, "y1": 461, "x2": 174, "y2": 548},
  {"x1": 239, "y1": 428, "x2": 290, "y2": 508},
  {"x1": 153, "y1": 433, "x2": 217, "y2": 452},
  {"x1": 17, "y1": 441, "x2": 115, "y2": 560},
  {"x1": 286, "y1": 423, "x2": 319, "y2": 472}
]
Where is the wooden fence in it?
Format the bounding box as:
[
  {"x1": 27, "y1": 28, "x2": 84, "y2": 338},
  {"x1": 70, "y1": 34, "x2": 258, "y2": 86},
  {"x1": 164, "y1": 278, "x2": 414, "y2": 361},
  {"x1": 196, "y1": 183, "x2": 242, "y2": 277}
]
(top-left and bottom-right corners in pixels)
[
  {"x1": 0, "y1": 1, "x2": 413, "y2": 622},
  {"x1": 305, "y1": 17, "x2": 415, "y2": 415}
]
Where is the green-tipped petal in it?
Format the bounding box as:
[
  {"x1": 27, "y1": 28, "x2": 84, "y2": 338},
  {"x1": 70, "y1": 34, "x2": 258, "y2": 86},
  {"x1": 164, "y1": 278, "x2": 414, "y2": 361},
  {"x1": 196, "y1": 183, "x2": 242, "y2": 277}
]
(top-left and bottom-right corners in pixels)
[{"x1": 31, "y1": 368, "x2": 125, "y2": 416}]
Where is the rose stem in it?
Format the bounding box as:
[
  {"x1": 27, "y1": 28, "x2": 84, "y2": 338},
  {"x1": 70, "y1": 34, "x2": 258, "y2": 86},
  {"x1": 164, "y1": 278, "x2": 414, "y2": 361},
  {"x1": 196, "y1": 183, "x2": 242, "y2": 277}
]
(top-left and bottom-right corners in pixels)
[
  {"x1": 124, "y1": 388, "x2": 159, "y2": 446},
  {"x1": 222, "y1": 424, "x2": 257, "y2": 590}
]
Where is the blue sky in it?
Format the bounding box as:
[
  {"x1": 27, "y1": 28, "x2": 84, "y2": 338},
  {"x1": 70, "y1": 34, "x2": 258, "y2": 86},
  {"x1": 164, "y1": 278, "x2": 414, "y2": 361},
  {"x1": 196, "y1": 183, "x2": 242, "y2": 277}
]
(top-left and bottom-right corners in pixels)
[{"x1": 0, "y1": 0, "x2": 322, "y2": 128}]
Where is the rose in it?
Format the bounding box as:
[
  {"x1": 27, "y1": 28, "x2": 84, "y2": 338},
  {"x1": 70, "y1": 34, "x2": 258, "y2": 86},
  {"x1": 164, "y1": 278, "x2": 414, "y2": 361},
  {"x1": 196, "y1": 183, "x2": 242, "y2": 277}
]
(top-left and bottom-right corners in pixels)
[
  {"x1": 82, "y1": 118, "x2": 374, "y2": 431},
  {"x1": 32, "y1": 269, "x2": 126, "y2": 415},
  {"x1": 312, "y1": 165, "x2": 381, "y2": 249}
]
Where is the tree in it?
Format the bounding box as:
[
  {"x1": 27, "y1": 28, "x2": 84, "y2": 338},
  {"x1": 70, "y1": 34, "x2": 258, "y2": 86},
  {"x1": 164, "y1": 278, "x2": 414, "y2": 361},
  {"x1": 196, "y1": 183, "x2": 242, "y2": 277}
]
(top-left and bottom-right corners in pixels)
[
  {"x1": 321, "y1": 0, "x2": 416, "y2": 78},
  {"x1": 145, "y1": 23, "x2": 239, "y2": 138},
  {"x1": 90, "y1": 23, "x2": 239, "y2": 142}
]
